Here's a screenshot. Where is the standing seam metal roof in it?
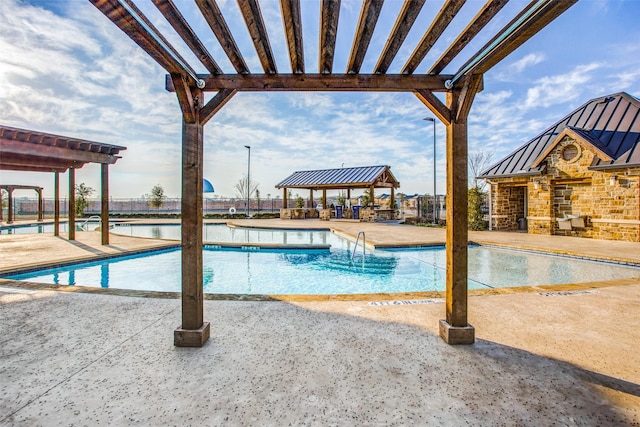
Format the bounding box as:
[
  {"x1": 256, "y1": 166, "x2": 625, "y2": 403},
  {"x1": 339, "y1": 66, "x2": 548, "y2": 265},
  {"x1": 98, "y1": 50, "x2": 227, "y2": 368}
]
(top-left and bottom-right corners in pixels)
[
  {"x1": 276, "y1": 165, "x2": 399, "y2": 189},
  {"x1": 480, "y1": 92, "x2": 640, "y2": 178}
]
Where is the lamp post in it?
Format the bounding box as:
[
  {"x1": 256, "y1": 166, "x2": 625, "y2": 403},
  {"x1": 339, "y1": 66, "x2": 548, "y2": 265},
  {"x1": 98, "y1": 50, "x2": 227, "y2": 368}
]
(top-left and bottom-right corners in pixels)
[
  {"x1": 423, "y1": 117, "x2": 437, "y2": 224},
  {"x1": 244, "y1": 145, "x2": 250, "y2": 218}
]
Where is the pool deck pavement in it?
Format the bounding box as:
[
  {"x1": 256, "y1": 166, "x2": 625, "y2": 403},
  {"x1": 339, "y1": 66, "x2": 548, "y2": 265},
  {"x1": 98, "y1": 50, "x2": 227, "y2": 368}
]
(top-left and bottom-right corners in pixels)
[{"x1": 1, "y1": 219, "x2": 639, "y2": 424}]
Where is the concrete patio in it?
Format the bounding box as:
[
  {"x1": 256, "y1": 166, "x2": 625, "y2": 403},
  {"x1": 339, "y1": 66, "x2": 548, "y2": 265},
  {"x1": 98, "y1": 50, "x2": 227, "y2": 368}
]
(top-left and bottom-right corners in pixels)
[{"x1": 1, "y1": 220, "x2": 639, "y2": 425}]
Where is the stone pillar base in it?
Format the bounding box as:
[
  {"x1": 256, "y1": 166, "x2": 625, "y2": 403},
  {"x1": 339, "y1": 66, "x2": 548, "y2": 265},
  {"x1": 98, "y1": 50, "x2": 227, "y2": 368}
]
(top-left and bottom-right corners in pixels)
[
  {"x1": 439, "y1": 319, "x2": 475, "y2": 345},
  {"x1": 174, "y1": 322, "x2": 210, "y2": 347}
]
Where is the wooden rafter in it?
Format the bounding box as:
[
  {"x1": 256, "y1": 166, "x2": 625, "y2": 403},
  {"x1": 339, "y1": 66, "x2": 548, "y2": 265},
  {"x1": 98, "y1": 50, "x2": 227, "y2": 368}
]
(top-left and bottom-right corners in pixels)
[
  {"x1": 319, "y1": 0, "x2": 341, "y2": 74},
  {"x1": 89, "y1": 0, "x2": 195, "y2": 82},
  {"x1": 374, "y1": 0, "x2": 425, "y2": 74},
  {"x1": 238, "y1": 0, "x2": 278, "y2": 74},
  {"x1": 280, "y1": 0, "x2": 305, "y2": 74},
  {"x1": 456, "y1": 0, "x2": 578, "y2": 78},
  {"x1": 166, "y1": 73, "x2": 452, "y2": 92},
  {"x1": 195, "y1": 0, "x2": 249, "y2": 74},
  {"x1": 152, "y1": 0, "x2": 222, "y2": 75},
  {"x1": 402, "y1": 0, "x2": 467, "y2": 75},
  {"x1": 346, "y1": 0, "x2": 384, "y2": 74},
  {"x1": 428, "y1": 0, "x2": 508, "y2": 75}
]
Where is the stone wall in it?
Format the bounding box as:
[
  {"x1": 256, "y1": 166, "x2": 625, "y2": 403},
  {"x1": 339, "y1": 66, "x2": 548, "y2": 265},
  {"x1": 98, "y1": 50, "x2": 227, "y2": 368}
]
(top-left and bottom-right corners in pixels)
[{"x1": 491, "y1": 182, "x2": 526, "y2": 231}]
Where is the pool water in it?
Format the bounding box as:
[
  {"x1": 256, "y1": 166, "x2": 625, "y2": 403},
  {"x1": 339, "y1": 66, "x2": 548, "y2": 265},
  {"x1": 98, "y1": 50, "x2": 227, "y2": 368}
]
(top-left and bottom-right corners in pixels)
[
  {"x1": 0, "y1": 222, "x2": 100, "y2": 234},
  {"x1": 5, "y1": 245, "x2": 639, "y2": 295},
  {"x1": 112, "y1": 223, "x2": 337, "y2": 245}
]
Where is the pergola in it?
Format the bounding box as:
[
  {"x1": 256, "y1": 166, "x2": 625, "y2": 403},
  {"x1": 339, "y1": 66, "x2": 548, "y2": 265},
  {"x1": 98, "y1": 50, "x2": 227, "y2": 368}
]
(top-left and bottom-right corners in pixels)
[
  {"x1": 0, "y1": 125, "x2": 126, "y2": 244},
  {"x1": 90, "y1": 0, "x2": 578, "y2": 347},
  {"x1": 0, "y1": 185, "x2": 44, "y2": 223},
  {"x1": 276, "y1": 165, "x2": 400, "y2": 210}
]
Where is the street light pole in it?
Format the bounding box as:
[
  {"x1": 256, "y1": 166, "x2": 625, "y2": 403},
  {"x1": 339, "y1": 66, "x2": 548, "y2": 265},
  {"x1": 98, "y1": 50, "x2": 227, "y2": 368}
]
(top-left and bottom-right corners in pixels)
[
  {"x1": 423, "y1": 117, "x2": 437, "y2": 224},
  {"x1": 244, "y1": 145, "x2": 251, "y2": 218}
]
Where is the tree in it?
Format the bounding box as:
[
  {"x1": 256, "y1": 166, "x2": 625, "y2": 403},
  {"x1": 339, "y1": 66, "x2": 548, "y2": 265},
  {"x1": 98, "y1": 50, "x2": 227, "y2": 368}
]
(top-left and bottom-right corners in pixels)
[
  {"x1": 337, "y1": 191, "x2": 346, "y2": 207},
  {"x1": 234, "y1": 175, "x2": 259, "y2": 200},
  {"x1": 469, "y1": 150, "x2": 494, "y2": 190},
  {"x1": 148, "y1": 184, "x2": 165, "y2": 211},
  {"x1": 75, "y1": 183, "x2": 94, "y2": 217},
  {"x1": 468, "y1": 187, "x2": 487, "y2": 230},
  {"x1": 295, "y1": 196, "x2": 304, "y2": 208},
  {"x1": 255, "y1": 188, "x2": 261, "y2": 212}
]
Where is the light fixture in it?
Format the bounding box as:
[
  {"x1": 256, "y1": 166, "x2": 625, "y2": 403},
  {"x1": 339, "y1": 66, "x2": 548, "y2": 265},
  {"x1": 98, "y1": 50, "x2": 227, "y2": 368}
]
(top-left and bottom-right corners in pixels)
[
  {"x1": 609, "y1": 175, "x2": 618, "y2": 186},
  {"x1": 534, "y1": 180, "x2": 540, "y2": 190}
]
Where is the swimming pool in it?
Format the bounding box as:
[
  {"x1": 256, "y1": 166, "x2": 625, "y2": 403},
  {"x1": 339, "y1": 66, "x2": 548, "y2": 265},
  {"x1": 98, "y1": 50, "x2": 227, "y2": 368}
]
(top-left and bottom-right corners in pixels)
[
  {"x1": 111, "y1": 223, "x2": 337, "y2": 245},
  {"x1": 0, "y1": 221, "x2": 100, "y2": 234},
  {"x1": 4, "y1": 244, "x2": 639, "y2": 295}
]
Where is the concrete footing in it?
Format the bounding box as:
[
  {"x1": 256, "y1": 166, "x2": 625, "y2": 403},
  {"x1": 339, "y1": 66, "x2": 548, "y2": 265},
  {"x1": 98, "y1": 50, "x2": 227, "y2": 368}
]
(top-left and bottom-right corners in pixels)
[
  {"x1": 174, "y1": 322, "x2": 210, "y2": 347},
  {"x1": 439, "y1": 319, "x2": 475, "y2": 344}
]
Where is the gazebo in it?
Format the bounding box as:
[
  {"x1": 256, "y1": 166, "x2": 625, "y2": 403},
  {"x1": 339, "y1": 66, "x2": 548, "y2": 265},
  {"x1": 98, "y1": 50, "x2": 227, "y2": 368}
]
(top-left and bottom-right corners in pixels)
[
  {"x1": 0, "y1": 125, "x2": 126, "y2": 244},
  {"x1": 276, "y1": 165, "x2": 400, "y2": 221},
  {"x1": 89, "y1": 0, "x2": 578, "y2": 347}
]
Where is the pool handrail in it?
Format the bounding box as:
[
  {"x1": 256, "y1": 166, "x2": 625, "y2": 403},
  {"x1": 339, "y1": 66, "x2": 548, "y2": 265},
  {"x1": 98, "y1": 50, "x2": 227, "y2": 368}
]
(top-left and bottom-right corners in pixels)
[
  {"x1": 351, "y1": 231, "x2": 365, "y2": 259},
  {"x1": 80, "y1": 215, "x2": 103, "y2": 230}
]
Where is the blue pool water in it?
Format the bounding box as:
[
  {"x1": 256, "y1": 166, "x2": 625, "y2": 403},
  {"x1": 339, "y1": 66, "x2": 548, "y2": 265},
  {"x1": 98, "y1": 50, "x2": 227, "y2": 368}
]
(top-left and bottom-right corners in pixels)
[
  {"x1": 112, "y1": 223, "x2": 337, "y2": 245},
  {"x1": 0, "y1": 221, "x2": 101, "y2": 234},
  {"x1": 4, "y1": 244, "x2": 640, "y2": 295}
]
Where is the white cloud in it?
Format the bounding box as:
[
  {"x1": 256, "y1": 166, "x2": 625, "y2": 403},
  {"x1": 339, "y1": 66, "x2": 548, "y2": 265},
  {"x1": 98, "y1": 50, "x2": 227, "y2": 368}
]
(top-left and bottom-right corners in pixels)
[
  {"x1": 510, "y1": 53, "x2": 546, "y2": 73},
  {"x1": 522, "y1": 63, "x2": 601, "y2": 110}
]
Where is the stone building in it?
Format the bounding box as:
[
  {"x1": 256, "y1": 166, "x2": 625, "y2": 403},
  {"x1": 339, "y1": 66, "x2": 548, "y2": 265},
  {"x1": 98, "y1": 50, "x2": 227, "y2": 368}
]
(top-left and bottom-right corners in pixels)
[{"x1": 479, "y1": 92, "x2": 640, "y2": 242}]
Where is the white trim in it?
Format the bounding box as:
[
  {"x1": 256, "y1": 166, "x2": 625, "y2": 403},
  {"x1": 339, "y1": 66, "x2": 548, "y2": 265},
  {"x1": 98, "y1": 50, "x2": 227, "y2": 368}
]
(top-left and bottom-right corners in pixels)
[{"x1": 527, "y1": 216, "x2": 552, "y2": 221}]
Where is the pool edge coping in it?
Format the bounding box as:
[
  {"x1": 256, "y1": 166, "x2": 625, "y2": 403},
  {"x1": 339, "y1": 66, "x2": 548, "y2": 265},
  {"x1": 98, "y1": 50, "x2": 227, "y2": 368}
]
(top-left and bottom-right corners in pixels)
[{"x1": 1, "y1": 277, "x2": 639, "y2": 301}]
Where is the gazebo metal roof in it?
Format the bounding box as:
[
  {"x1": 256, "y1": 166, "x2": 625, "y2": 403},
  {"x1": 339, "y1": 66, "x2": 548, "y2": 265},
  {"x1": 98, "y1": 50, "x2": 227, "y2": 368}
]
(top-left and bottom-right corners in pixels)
[{"x1": 276, "y1": 165, "x2": 399, "y2": 190}]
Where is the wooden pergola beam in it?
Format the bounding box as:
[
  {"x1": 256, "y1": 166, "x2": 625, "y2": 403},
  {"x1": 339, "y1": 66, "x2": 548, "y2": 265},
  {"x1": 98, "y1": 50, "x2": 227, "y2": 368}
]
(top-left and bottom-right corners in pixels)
[
  {"x1": 319, "y1": 0, "x2": 341, "y2": 74},
  {"x1": 346, "y1": 0, "x2": 384, "y2": 74},
  {"x1": 280, "y1": 0, "x2": 305, "y2": 74},
  {"x1": 195, "y1": 0, "x2": 250, "y2": 74},
  {"x1": 200, "y1": 89, "x2": 238, "y2": 126},
  {"x1": 401, "y1": 0, "x2": 467, "y2": 75},
  {"x1": 152, "y1": 0, "x2": 222, "y2": 75},
  {"x1": 374, "y1": 0, "x2": 425, "y2": 74},
  {"x1": 166, "y1": 74, "x2": 453, "y2": 92},
  {"x1": 238, "y1": 0, "x2": 278, "y2": 74},
  {"x1": 414, "y1": 89, "x2": 452, "y2": 125}
]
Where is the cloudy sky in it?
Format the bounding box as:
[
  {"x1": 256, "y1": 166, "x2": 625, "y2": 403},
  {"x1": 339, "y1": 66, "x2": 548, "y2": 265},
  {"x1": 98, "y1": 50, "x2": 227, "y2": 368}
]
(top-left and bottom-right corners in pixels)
[{"x1": 1, "y1": 0, "x2": 639, "y2": 200}]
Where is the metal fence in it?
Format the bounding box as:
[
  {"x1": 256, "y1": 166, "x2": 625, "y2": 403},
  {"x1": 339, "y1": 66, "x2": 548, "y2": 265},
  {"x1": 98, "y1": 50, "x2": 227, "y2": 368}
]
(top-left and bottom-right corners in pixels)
[{"x1": 1, "y1": 197, "x2": 285, "y2": 220}]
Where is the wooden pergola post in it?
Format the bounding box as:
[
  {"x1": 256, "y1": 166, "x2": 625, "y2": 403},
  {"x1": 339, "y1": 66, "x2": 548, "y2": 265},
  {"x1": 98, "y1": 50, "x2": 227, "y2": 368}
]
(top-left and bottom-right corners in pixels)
[
  {"x1": 7, "y1": 188, "x2": 13, "y2": 224},
  {"x1": 309, "y1": 189, "x2": 314, "y2": 208},
  {"x1": 436, "y1": 85, "x2": 479, "y2": 345},
  {"x1": 68, "y1": 167, "x2": 75, "y2": 240},
  {"x1": 54, "y1": 172, "x2": 60, "y2": 236},
  {"x1": 36, "y1": 188, "x2": 43, "y2": 222},
  {"x1": 283, "y1": 188, "x2": 288, "y2": 208},
  {"x1": 174, "y1": 117, "x2": 210, "y2": 347},
  {"x1": 322, "y1": 189, "x2": 327, "y2": 208},
  {"x1": 101, "y1": 163, "x2": 109, "y2": 245}
]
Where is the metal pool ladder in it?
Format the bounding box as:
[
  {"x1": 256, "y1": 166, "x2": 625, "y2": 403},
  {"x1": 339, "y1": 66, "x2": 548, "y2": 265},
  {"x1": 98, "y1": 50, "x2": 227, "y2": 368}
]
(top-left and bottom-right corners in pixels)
[
  {"x1": 351, "y1": 231, "x2": 366, "y2": 259},
  {"x1": 80, "y1": 215, "x2": 102, "y2": 230}
]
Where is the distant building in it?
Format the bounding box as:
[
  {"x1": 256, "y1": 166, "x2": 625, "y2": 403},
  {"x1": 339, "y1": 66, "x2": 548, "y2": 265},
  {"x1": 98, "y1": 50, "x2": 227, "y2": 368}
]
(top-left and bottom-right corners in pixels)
[{"x1": 480, "y1": 92, "x2": 640, "y2": 242}]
